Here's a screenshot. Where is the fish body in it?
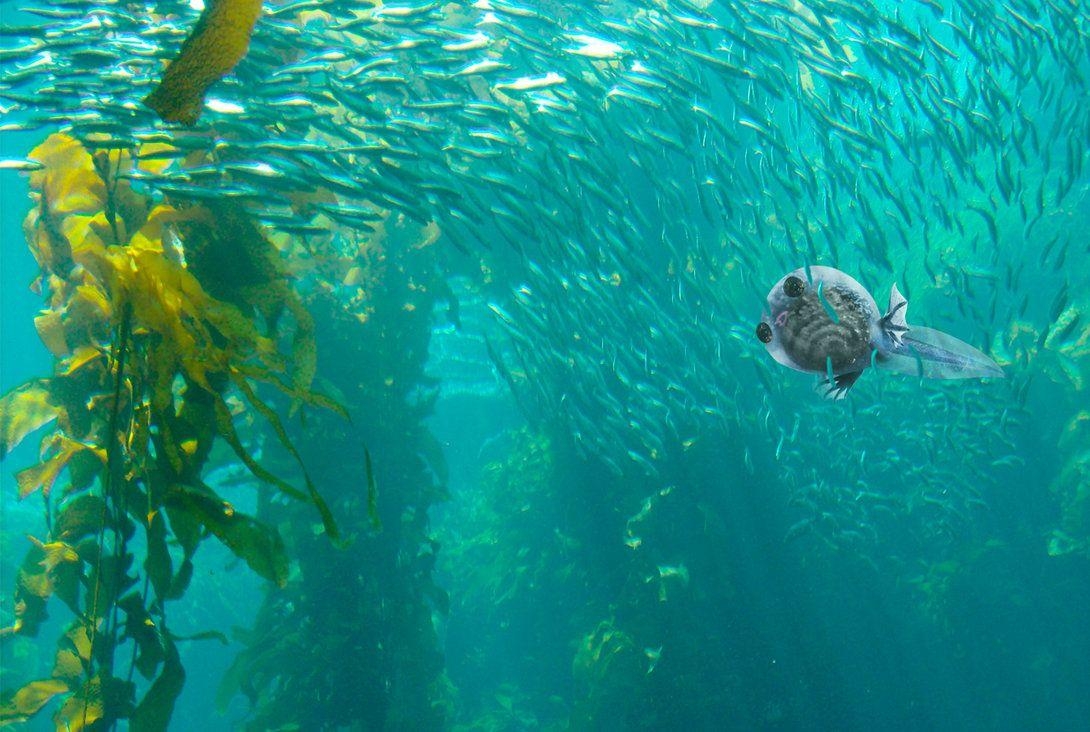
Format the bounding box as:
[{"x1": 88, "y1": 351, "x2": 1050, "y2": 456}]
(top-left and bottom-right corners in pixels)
[{"x1": 757, "y1": 266, "x2": 1003, "y2": 397}]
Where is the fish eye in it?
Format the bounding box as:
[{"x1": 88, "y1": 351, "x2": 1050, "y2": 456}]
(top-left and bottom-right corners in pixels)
[
  {"x1": 756, "y1": 322, "x2": 773, "y2": 343},
  {"x1": 783, "y1": 276, "x2": 805, "y2": 297}
]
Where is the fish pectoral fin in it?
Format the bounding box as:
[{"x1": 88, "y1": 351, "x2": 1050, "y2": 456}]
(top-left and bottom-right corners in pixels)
[
  {"x1": 880, "y1": 283, "x2": 909, "y2": 346},
  {"x1": 816, "y1": 370, "x2": 864, "y2": 400}
]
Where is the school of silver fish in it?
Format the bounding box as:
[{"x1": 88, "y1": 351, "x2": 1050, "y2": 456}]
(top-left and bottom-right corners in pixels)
[{"x1": 2, "y1": 0, "x2": 1089, "y2": 560}]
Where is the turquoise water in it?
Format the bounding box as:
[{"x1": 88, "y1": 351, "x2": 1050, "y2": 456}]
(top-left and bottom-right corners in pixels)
[{"x1": 1, "y1": 0, "x2": 1089, "y2": 729}]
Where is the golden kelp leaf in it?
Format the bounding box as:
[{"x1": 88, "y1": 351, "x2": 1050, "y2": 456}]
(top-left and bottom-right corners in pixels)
[
  {"x1": 26, "y1": 536, "x2": 80, "y2": 572},
  {"x1": 202, "y1": 296, "x2": 279, "y2": 362},
  {"x1": 85, "y1": 206, "x2": 128, "y2": 248},
  {"x1": 71, "y1": 283, "x2": 112, "y2": 320},
  {"x1": 54, "y1": 674, "x2": 104, "y2": 732},
  {"x1": 111, "y1": 247, "x2": 236, "y2": 391},
  {"x1": 165, "y1": 483, "x2": 290, "y2": 586},
  {"x1": 111, "y1": 255, "x2": 205, "y2": 383},
  {"x1": 59, "y1": 344, "x2": 104, "y2": 376},
  {"x1": 127, "y1": 399, "x2": 153, "y2": 456},
  {"x1": 52, "y1": 645, "x2": 84, "y2": 683},
  {"x1": 129, "y1": 204, "x2": 191, "y2": 253},
  {"x1": 16, "y1": 435, "x2": 105, "y2": 499},
  {"x1": 0, "y1": 678, "x2": 69, "y2": 724},
  {"x1": 102, "y1": 156, "x2": 153, "y2": 240},
  {"x1": 60, "y1": 213, "x2": 108, "y2": 260},
  {"x1": 148, "y1": 350, "x2": 180, "y2": 421},
  {"x1": 53, "y1": 622, "x2": 95, "y2": 683},
  {"x1": 144, "y1": 0, "x2": 264, "y2": 125},
  {"x1": 160, "y1": 500, "x2": 200, "y2": 602},
  {"x1": 0, "y1": 379, "x2": 58, "y2": 459},
  {"x1": 164, "y1": 491, "x2": 202, "y2": 556},
  {"x1": 190, "y1": 199, "x2": 289, "y2": 305},
  {"x1": 16, "y1": 461, "x2": 54, "y2": 500},
  {"x1": 27, "y1": 133, "x2": 105, "y2": 215},
  {"x1": 301, "y1": 389, "x2": 350, "y2": 420},
  {"x1": 34, "y1": 310, "x2": 70, "y2": 357}
]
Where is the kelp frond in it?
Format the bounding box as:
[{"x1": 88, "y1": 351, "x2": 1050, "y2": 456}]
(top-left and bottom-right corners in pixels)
[
  {"x1": 144, "y1": 0, "x2": 263, "y2": 125},
  {"x1": 0, "y1": 131, "x2": 341, "y2": 728}
]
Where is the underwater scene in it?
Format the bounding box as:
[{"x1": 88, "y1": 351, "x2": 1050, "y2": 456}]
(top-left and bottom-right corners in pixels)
[{"x1": 1, "y1": 0, "x2": 1089, "y2": 729}]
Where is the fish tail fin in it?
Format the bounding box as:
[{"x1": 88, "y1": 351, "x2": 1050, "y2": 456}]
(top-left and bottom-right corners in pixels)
[
  {"x1": 880, "y1": 283, "x2": 909, "y2": 346},
  {"x1": 877, "y1": 326, "x2": 1005, "y2": 380}
]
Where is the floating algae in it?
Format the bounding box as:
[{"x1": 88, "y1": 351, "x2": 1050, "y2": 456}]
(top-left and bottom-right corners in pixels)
[{"x1": 144, "y1": 0, "x2": 262, "y2": 125}]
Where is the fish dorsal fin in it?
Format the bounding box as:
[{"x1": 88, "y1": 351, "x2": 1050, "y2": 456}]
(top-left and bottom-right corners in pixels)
[{"x1": 881, "y1": 283, "x2": 909, "y2": 346}]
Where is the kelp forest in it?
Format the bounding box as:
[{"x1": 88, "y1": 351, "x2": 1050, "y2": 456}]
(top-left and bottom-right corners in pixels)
[
  {"x1": 0, "y1": 129, "x2": 455, "y2": 728},
  {"x1": 4, "y1": 0, "x2": 1090, "y2": 730}
]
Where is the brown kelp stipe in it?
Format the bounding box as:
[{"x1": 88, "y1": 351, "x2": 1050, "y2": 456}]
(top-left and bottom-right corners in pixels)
[{"x1": 144, "y1": 0, "x2": 262, "y2": 125}]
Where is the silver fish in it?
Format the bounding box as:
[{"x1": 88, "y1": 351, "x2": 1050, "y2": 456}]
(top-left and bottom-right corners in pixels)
[{"x1": 756, "y1": 266, "x2": 1004, "y2": 397}]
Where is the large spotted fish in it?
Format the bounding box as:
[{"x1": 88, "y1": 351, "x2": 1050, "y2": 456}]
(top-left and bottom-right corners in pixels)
[{"x1": 756, "y1": 266, "x2": 1004, "y2": 397}]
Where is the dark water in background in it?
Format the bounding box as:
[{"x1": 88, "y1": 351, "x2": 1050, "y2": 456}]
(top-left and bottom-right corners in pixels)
[{"x1": 2, "y1": 0, "x2": 1090, "y2": 729}]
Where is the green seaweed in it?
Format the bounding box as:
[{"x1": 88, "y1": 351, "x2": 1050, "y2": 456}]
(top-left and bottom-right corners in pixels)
[
  {"x1": 0, "y1": 132, "x2": 340, "y2": 729},
  {"x1": 215, "y1": 213, "x2": 454, "y2": 730}
]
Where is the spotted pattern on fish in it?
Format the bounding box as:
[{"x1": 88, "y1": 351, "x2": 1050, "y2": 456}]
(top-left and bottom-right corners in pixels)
[{"x1": 777, "y1": 285, "x2": 872, "y2": 373}]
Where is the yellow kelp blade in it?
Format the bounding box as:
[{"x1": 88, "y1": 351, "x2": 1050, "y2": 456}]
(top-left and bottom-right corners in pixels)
[
  {"x1": 15, "y1": 435, "x2": 105, "y2": 500},
  {"x1": 53, "y1": 622, "x2": 96, "y2": 684},
  {"x1": 0, "y1": 678, "x2": 70, "y2": 724},
  {"x1": 0, "y1": 379, "x2": 58, "y2": 459},
  {"x1": 26, "y1": 133, "x2": 104, "y2": 215},
  {"x1": 26, "y1": 536, "x2": 80, "y2": 572},
  {"x1": 53, "y1": 674, "x2": 105, "y2": 732}
]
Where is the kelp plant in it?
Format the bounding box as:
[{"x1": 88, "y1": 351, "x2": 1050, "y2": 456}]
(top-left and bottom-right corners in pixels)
[
  {"x1": 214, "y1": 211, "x2": 456, "y2": 729},
  {"x1": 0, "y1": 132, "x2": 338, "y2": 729},
  {"x1": 143, "y1": 0, "x2": 262, "y2": 125}
]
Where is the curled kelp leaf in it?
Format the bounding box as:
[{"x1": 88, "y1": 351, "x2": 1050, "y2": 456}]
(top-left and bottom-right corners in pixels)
[
  {"x1": 144, "y1": 0, "x2": 263, "y2": 125},
  {"x1": 0, "y1": 379, "x2": 59, "y2": 459}
]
